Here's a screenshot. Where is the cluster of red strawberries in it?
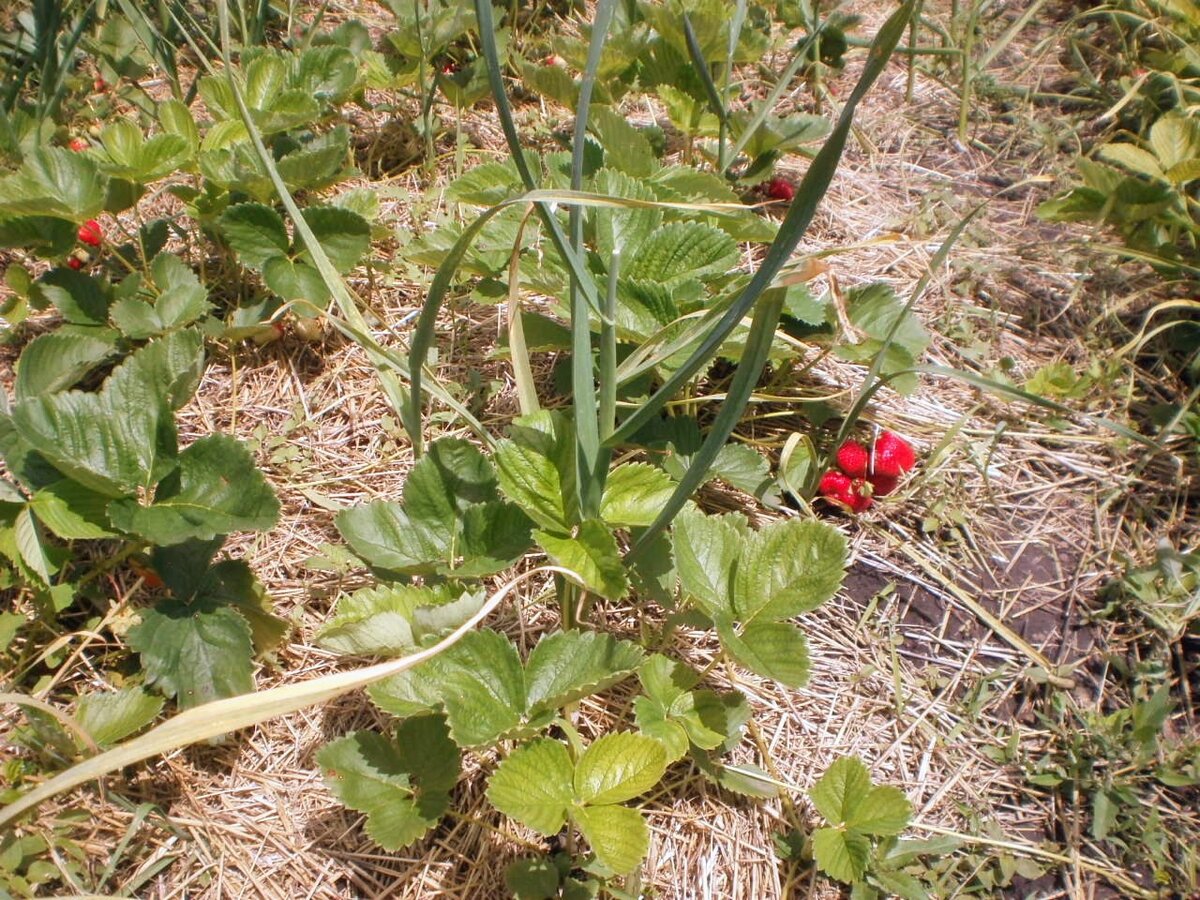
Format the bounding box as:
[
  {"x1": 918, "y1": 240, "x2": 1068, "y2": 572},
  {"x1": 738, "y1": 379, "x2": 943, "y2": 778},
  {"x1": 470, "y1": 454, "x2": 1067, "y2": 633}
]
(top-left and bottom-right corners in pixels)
[
  {"x1": 64, "y1": 138, "x2": 103, "y2": 269},
  {"x1": 818, "y1": 431, "x2": 916, "y2": 513}
]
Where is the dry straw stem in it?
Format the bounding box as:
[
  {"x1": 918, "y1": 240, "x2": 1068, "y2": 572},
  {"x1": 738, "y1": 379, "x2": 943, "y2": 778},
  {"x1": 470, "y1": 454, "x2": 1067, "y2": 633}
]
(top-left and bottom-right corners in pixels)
[{"x1": 0, "y1": 566, "x2": 579, "y2": 830}]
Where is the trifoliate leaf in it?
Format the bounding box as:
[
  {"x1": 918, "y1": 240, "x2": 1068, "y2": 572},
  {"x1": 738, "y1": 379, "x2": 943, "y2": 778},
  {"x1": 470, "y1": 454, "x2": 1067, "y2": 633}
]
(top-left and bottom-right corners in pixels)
[
  {"x1": 574, "y1": 804, "x2": 649, "y2": 875},
  {"x1": 574, "y1": 732, "x2": 667, "y2": 806},
  {"x1": 318, "y1": 717, "x2": 460, "y2": 850},
  {"x1": 487, "y1": 738, "x2": 575, "y2": 835},
  {"x1": 76, "y1": 687, "x2": 163, "y2": 747},
  {"x1": 534, "y1": 519, "x2": 628, "y2": 600}
]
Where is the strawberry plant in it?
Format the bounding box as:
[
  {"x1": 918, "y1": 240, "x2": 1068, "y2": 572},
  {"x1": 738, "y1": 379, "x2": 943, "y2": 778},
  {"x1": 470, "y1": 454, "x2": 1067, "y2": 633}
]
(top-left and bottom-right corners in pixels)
[{"x1": 0, "y1": 330, "x2": 283, "y2": 709}]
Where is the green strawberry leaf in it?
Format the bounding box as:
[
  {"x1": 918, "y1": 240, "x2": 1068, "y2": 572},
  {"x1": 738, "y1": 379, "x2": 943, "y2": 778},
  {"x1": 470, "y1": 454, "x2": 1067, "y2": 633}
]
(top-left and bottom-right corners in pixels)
[
  {"x1": 846, "y1": 785, "x2": 912, "y2": 837},
  {"x1": 76, "y1": 687, "x2": 164, "y2": 747},
  {"x1": 524, "y1": 630, "x2": 644, "y2": 715},
  {"x1": 599, "y1": 463, "x2": 676, "y2": 528},
  {"x1": 574, "y1": 804, "x2": 649, "y2": 876},
  {"x1": 34, "y1": 268, "x2": 110, "y2": 325},
  {"x1": 0, "y1": 216, "x2": 76, "y2": 256},
  {"x1": 623, "y1": 221, "x2": 738, "y2": 286},
  {"x1": 316, "y1": 583, "x2": 465, "y2": 656},
  {"x1": 12, "y1": 330, "x2": 203, "y2": 497},
  {"x1": 810, "y1": 756, "x2": 873, "y2": 826},
  {"x1": 29, "y1": 480, "x2": 116, "y2": 539},
  {"x1": 335, "y1": 500, "x2": 445, "y2": 574},
  {"x1": 262, "y1": 255, "x2": 328, "y2": 303},
  {"x1": 127, "y1": 601, "x2": 254, "y2": 708},
  {"x1": 318, "y1": 716, "x2": 460, "y2": 850},
  {"x1": 673, "y1": 506, "x2": 747, "y2": 617},
  {"x1": 300, "y1": 206, "x2": 371, "y2": 273},
  {"x1": 534, "y1": 519, "x2": 628, "y2": 600},
  {"x1": 494, "y1": 412, "x2": 578, "y2": 532},
  {"x1": 574, "y1": 732, "x2": 667, "y2": 805},
  {"x1": 717, "y1": 618, "x2": 811, "y2": 688},
  {"x1": 487, "y1": 737, "x2": 575, "y2": 835},
  {"x1": 107, "y1": 433, "x2": 280, "y2": 544},
  {"x1": 812, "y1": 826, "x2": 871, "y2": 883},
  {"x1": 14, "y1": 329, "x2": 117, "y2": 399},
  {"x1": 371, "y1": 629, "x2": 641, "y2": 747},
  {"x1": 0, "y1": 148, "x2": 105, "y2": 219},
  {"x1": 734, "y1": 519, "x2": 847, "y2": 623},
  {"x1": 219, "y1": 203, "x2": 289, "y2": 269}
]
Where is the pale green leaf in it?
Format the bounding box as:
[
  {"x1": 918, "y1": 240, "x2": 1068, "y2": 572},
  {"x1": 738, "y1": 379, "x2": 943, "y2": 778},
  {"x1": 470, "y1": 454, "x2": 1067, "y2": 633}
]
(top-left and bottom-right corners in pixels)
[
  {"x1": 600, "y1": 463, "x2": 676, "y2": 527},
  {"x1": 369, "y1": 628, "x2": 525, "y2": 747},
  {"x1": 812, "y1": 826, "x2": 870, "y2": 883},
  {"x1": 574, "y1": 732, "x2": 667, "y2": 805},
  {"x1": 262, "y1": 256, "x2": 328, "y2": 303},
  {"x1": 494, "y1": 413, "x2": 576, "y2": 531},
  {"x1": 847, "y1": 785, "x2": 911, "y2": 836},
  {"x1": 573, "y1": 804, "x2": 649, "y2": 875},
  {"x1": 1149, "y1": 114, "x2": 1200, "y2": 170},
  {"x1": 673, "y1": 506, "x2": 746, "y2": 616},
  {"x1": 1098, "y1": 142, "x2": 1164, "y2": 179},
  {"x1": 107, "y1": 433, "x2": 280, "y2": 544},
  {"x1": 534, "y1": 520, "x2": 628, "y2": 600},
  {"x1": 810, "y1": 756, "x2": 873, "y2": 826},
  {"x1": 487, "y1": 738, "x2": 575, "y2": 835},
  {"x1": 15, "y1": 507, "x2": 52, "y2": 585},
  {"x1": 734, "y1": 519, "x2": 847, "y2": 622},
  {"x1": 318, "y1": 717, "x2": 459, "y2": 850},
  {"x1": 335, "y1": 500, "x2": 445, "y2": 574},
  {"x1": 316, "y1": 583, "x2": 458, "y2": 655},
  {"x1": 0, "y1": 148, "x2": 104, "y2": 219},
  {"x1": 524, "y1": 630, "x2": 643, "y2": 715},
  {"x1": 589, "y1": 106, "x2": 657, "y2": 177},
  {"x1": 127, "y1": 602, "x2": 254, "y2": 708},
  {"x1": 717, "y1": 618, "x2": 811, "y2": 688},
  {"x1": 624, "y1": 221, "x2": 738, "y2": 285},
  {"x1": 634, "y1": 697, "x2": 691, "y2": 762},
  {"x1": 76, "y1": 687, "x2": 164, "y2": 747},
  {"x1": 158, "y1": 99, "x2": 199, "y2": 151},
  {"x1": 30, "y1": 480, "x2": 115, "y2": 539}
]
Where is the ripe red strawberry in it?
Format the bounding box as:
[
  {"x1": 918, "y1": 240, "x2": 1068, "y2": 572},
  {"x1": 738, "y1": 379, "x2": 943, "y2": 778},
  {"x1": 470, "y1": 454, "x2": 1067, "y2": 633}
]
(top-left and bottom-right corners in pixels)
[
  {"x1": 818, "y1": 470, "x2": 872, "y2": 512},
  {"x1": 78, "y1": 219, "x2": 102, "y2": 247},
  {"x1": 818, "y1": 470, "x2": 853, "y2": 506},
  {"x1": 834, "y1": 440, "x2": 869, "y2": 478},
  {"x1": 66, "y1": 256, "x2": 84, "y2": 270},
  {"x1": 544, "y1": 54, "x2": 566, "y2": 67},
  {"x1": 68, "y1": 137, "x2": 89, "y2": 152},
  {"x1": 867, "y1": 473, "x2": 899, "y2": 497},
  {"x1": 764, "y1": 177, "x2": 795, "y2": 202},
  {"x1": 871, "y1": 431, "x2": 916, "y2": 478}
]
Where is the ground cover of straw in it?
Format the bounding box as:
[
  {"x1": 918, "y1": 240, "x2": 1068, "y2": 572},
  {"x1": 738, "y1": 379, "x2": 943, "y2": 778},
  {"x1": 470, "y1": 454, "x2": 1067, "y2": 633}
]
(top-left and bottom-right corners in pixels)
[{"x1": 2, "y1": 1, "x2": 1198, "y2": 897}]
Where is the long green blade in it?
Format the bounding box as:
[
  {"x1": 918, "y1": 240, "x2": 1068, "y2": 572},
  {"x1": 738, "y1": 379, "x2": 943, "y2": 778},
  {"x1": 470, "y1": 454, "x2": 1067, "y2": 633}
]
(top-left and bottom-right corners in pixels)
[{"x1": 627, "y1": 290, "x2": 786, "y2": 558}]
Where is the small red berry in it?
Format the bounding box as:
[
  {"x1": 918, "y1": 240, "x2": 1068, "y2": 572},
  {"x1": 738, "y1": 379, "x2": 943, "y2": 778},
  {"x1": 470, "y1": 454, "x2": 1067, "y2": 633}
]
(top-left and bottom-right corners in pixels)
[
  {"x1": 441, "y1": 61, "x2": 460, "y2": 75},
  {"x1": 867, "y1": 473, "x2": 899, "y2": 497},
  {"x1": 544, "y1": 54, "x2": 566, "y2": 67},
  {"x1": 68, "y1": 137, "x2": 89, "y2": 152},
  {"x1": 835, "y1": 440, "x2": 870, "y2": 478},
  {"x1": 872, "y1": 431, "x2": 916, "y2": 478},
  {"x1": 66, "y1": 256, "x2": 84, "y2": 270},
  {"x1": 764, "y1": 177, "x2": 795, "y2": 202},
  {"x1": 94, "y1": 76, "x2": 108, "y2": 92},
  {"x1": 78, "y1": 219, "x2": 102, "y2": 248}
]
